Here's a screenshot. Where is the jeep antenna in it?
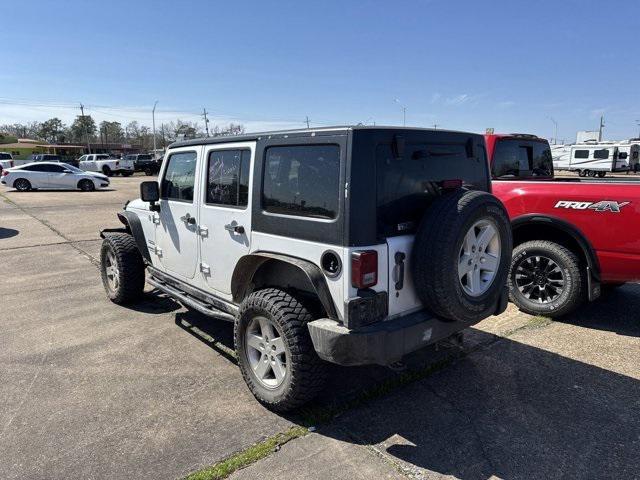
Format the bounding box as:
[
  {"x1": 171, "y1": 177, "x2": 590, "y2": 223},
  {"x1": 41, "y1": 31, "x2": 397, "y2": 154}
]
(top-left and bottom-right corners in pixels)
[{"x1": 305, "y1": 116, "x2": 310, "y2": 129}]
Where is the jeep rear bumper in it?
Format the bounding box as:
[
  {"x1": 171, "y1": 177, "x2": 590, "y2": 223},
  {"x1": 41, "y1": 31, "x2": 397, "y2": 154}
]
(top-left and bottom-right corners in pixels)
[
  {"x1": 308, "y1": 310, "x2": 475, "y2": 366},
  {"x1": 308, "y1": 286, "x2": 508, "y2": 366}
]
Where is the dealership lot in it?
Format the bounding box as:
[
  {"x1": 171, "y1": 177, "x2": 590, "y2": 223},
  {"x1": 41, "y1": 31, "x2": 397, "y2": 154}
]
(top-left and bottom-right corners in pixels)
[{"x1": 1, "y1": 176, "x2": 639, "y2": 479}]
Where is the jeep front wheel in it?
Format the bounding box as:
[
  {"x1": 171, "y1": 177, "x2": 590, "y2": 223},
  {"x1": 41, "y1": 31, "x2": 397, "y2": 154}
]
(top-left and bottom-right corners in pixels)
[
  {"x1": 508, "y1": 240, "x2": 584, "y2": 317},
  {"x1": 100, "y1": 233, "x2": 145, "y2": 304},
  {"x1": 235, "y1": 288, "x2": 327, "y2": 411}
]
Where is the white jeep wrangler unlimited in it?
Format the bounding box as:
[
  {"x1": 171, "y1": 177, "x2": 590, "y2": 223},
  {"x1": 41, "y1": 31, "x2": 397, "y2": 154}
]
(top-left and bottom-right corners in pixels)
[{"x1": 99, "y1": 126, "x2": 512, "y2": 411}]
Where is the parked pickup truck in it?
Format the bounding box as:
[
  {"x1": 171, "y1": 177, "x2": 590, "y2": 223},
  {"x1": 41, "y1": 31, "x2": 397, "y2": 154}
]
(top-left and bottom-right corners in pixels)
[
  {"x1": 124, "y1": 153, "x2": 161, "y2": 175},
  {"x1": 0, "y1": 152, "x2": 14, "y2": 173},
  {"x1": 486, "y1": 133, "x2": 640, "y2": 317},
  {"x1": 78, "y1": 154, "x2": 134, "y2": 177}
]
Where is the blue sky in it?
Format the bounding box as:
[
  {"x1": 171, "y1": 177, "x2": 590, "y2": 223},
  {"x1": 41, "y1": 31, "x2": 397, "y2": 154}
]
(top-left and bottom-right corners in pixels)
[{"x1": 1, "y1": 0, "x2": 639, "y2": 141}]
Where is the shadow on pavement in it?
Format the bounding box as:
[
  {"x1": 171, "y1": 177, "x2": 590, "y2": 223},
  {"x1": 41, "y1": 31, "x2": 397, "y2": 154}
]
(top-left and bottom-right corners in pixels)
[
  {"x1": 169, "y1": 290, "x2": 640, "y2": 479},
  {"x1": 554, "y1": 283, "x2": 640, "y2": 337},
  {"x1": 320, "y1": 327, "x2": 640, "y2": 479}
]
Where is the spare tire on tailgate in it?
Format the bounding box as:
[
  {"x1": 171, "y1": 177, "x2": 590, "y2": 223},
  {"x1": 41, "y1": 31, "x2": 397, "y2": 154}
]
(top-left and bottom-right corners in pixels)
[{"x1": 412, "y1": 188, "x2": 511, "y2": 322}]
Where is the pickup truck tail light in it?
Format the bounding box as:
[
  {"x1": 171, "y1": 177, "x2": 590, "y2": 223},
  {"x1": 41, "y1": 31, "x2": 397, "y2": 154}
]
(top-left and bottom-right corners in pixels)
[
  {"x1": 351, "y1": 250, "x2": 378, "y2": 289},
  {"x1": 115, "y1": 161, "x2": 119, "y2": 166}
]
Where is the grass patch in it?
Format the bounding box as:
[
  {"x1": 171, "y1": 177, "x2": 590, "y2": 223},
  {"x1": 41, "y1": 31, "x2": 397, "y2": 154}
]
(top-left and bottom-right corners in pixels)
[{"x1": 185, "y1": 426, "x2": 308, "y2": 480}]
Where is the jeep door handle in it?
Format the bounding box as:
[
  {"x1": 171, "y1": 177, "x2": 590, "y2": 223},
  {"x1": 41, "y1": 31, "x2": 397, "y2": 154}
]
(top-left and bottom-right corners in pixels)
[
  {"x1": 180, "y1": 213, "x2": 196, "y2": 225},
  {"x1": 224, "y1": 223, "x2": 245, "y2": 234}
]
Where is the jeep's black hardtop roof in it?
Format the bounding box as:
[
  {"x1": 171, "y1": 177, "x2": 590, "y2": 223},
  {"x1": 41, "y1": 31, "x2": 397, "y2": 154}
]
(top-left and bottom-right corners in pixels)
[{"x1": 169, "y1": 125, "x2": 478, "y2": 148}]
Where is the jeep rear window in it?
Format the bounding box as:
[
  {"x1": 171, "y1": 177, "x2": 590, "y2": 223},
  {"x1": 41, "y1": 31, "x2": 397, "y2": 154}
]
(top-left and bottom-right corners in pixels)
[
  {"x1": 262, "y1": 145, "x2": 340, "y2": 219},
  {"x1": 492, "y1": 140, "x2": 553, "y2": 178},
  {"x1": 206, "y1": 149, "x2": 250, "y2": 207},
  {"x1": 376, "y1": 142, "x2": 487, "y2": 236}
]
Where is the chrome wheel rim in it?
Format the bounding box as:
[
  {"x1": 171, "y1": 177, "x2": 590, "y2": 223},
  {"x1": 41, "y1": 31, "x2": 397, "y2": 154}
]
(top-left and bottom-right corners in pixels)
[
  {"x1": 458, "y1": 219, "x2": 501, "y2": 297},
  {"x1": 245, "y1": 316, "x2": 288, "y2": 389},
  {"x1": 104, "y1": 250, "x2": 120, "y2": 292},
  {"x1": 515, "y1": 255, "x2": 565, "y2": 303}
]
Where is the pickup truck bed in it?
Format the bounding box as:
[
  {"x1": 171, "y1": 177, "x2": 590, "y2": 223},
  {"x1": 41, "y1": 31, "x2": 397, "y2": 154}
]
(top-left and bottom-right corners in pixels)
[{"x1": 492, "y1": 179, "x2": 640, "y2": 282}]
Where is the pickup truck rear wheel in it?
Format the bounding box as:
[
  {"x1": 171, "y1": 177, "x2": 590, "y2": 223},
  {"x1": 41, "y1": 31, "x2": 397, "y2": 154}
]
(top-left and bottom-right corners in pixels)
[
  {"x1": 235, "y1": 288, "x2": 327, "y2": 412},
  {"x1": 102, "y1": 166, "x2": 113, "y2": 177},
  {"x1": 100, "y1": 233, "x2": 145, "y2": 304},
  {"x1": 412, "y1": 189, "x2": 512, "y2": 322},
  {"x1": 508, "y1": 240, "x2": 584, "y2": 317}
]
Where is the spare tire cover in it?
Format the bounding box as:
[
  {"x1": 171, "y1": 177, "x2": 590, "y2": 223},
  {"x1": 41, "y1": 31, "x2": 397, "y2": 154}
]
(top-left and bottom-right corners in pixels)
[{"x1": 412, "y1": 189, "x2": 512, "y2": 322}]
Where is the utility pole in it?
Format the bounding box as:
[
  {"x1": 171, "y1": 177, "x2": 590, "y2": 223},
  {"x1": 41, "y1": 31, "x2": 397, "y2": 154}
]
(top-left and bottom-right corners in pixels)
[
  {"x1": 305, "y1": 116, "x2": 310, "y2": 129},
  {"x1": 202, "y1": 108, "x2": 210, "y2": 137},
  {"x1": 549, "y1": 116, "x2": 558, "y2": 144},
  {"x1": 79, "y1": 103, "x2": 91, "y2": 153},
  {"x1": 152, "y1": 100, "x2": 158, "y2": 154},
  {"x1": 160, "y1": 123, "x2": 166, "y2": 149},
  {"x1": 394, "y1": 99, "x2": 407, "y2": 126},
  {"x1": 598, "y1": 115, "x2": 605, "y2": 141},
  {"x1": 432, "y1": 123, "x2": 439, "y2": 130}
]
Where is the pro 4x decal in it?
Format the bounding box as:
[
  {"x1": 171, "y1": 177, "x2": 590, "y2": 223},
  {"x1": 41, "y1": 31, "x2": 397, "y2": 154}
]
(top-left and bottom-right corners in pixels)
[{"x1": 554, "y1": 200, "x2": 630, "y2": 212}]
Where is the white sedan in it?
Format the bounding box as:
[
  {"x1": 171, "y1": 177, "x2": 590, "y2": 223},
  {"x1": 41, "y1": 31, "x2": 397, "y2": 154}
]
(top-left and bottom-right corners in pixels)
[{"x1": 1, "y1": 162, "x2": 110, "y2": 192}]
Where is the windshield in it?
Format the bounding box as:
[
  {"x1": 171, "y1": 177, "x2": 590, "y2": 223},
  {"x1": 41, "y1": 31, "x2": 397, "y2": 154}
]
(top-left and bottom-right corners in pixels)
[{"x1": 492, "y1": 139, "x2": 553, "y2": 178}]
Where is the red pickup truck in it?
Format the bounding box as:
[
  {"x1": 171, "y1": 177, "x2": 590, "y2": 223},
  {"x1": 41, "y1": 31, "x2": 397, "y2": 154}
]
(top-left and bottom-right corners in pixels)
[{"x1": 486, "y1": 133, "x2": 640, "y2": 317}]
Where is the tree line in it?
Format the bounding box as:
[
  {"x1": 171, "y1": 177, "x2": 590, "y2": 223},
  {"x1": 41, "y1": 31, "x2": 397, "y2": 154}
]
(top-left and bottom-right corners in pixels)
[{"x1": 0, "y1": 115, "x2": 245, "y2": 149}]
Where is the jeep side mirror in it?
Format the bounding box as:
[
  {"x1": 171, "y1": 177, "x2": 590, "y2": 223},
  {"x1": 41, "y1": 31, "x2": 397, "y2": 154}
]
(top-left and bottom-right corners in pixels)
[{"x1": 140, "y1": 181, "x2": 160, "y2": 211}]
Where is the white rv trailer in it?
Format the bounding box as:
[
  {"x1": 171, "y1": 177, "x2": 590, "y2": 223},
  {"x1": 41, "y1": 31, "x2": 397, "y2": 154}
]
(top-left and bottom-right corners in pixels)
[{"x1": 551, "y1": 142, "x2": 639, "y2": 177}]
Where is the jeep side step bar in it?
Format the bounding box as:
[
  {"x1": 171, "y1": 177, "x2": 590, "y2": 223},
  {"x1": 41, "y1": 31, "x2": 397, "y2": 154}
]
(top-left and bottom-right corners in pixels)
[{"x1": 147, "y1": 276, "x2": 236, "y2": 322}]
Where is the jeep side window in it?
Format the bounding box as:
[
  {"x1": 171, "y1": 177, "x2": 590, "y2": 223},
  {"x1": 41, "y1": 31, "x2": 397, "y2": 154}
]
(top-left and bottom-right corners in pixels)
[
  {"x1": 262, "y1": 145, "x2": 340, "y2": 219},
  {"x1": 161, "y1": 151, "x2": 197, "y2": 202},
  {"x1": 206, "y1": 149, "x2": 250, "y2": 207}
]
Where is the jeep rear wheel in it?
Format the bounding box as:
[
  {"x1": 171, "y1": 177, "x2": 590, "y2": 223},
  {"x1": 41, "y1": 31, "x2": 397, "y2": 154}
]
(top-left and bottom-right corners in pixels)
[
  {"x1": 508, "y1": 240, "x2": 584, "y2": 317},
  {"x1": 235, "y1": 288, "x2": 327, "y2": 411},
  {"x1": 412, "y1": 189, "x2": 512, "y2": 322},
  {"x1": 100, "y1": 233, "x2": 145, "y2": 304}
]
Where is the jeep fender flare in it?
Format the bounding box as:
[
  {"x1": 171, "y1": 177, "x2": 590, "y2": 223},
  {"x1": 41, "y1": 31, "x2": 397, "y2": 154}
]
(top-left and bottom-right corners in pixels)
[
  {"x1": 100, "y1": 210, "x2": 151, "y2": 264},
  {"x1": 231, "y1": 252, "x2": 339, "y2": 320},
  {"x1": 511, "y1": 214, "x2": 600, "y2": 279}
]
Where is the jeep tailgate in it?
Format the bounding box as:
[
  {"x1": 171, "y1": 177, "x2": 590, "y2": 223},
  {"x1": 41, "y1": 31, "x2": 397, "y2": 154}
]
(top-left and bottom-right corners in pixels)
[{"x1": 386, "y1": 235, "x2": 423, "y2": 317}]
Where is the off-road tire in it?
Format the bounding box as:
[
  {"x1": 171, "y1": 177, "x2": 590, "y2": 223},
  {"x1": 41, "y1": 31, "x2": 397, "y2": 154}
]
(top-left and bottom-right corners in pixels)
[
  {"x1": 78, "y1": 179, "x2": 95, "y2": 192},
  {"x1": 412, "y1": 189, "x2": 512, "y2": 322},
  {"x1": 102, "y1": 166, "x2": 112, "y2": 177},
  {"x1": 508, "y1": 240, "x2": 584, "y2": 317},
  {"x1": 14, "y1": 178, "x2": 32, "y2": 192},
  {"x1": 144, "y1": 167, "x2": 154, "y2": 176},
  {"x1": 235, "y1": 288, "x2": 327, "y2": 412},
  {"x1": 100, "y1": 232, "x2": 145, "y2": 304}
]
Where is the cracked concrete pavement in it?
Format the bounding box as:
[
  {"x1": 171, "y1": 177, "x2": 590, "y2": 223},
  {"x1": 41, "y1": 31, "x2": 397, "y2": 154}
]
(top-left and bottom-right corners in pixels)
[{"x1": 1, "y1": 176, "x2": 638, "y2": 480}]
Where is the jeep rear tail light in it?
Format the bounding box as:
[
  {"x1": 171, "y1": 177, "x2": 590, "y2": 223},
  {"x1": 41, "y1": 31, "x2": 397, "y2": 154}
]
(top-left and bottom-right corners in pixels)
[{"x1": 351, "y1": 250, "x2": 378, "y2": 289}]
